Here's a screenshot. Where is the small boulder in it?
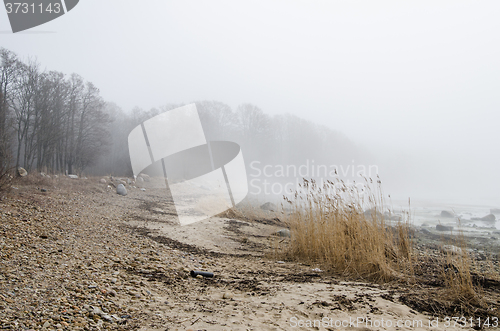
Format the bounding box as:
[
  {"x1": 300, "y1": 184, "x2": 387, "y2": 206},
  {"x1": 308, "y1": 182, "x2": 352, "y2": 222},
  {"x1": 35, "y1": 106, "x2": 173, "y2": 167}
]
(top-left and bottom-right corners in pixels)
[
  {"x1": 442, "y1": 245, "x2": 462, "y2": 255},
  {"x1": 116, "y1": 184, "x2": 127, "y2": 196},
  {"x1": 364, "y1": 208, "x2": 384, "y2": 220},
  {"x1": 68, "y1": 174, "x2": 78, "y2": 179},
  {"x1": 261, "y1": 202, "x2": 277, "y2": 212},
  {"x1": 389, "y1": 214, "x2": 402, "y2": 221},
  {"x1": 120, "y1": 178, "x2": 131, "y2": 185},
  {"x1": 481, "y1": 214, "x2": 496, "y2": 222},
  {"x1": 436, "y1": 224, "x2": 453, "y2": 232},
  {"x1": 420, "y1": 228, "x2": 431, "y2": 235},
  {"x1": 139, "y1": 173, "x2": 150, "y2": 182},
  {"x1": 99, "y1": 178, "x2": 107, "y2": 184},
  {"x1": 136, "y1": 176, "x2": 144, "y2": 183},
  {"x1": 440, "y1": 211, "x2": 454, "y2": 218},
  {"x1": 17, "y1": 167, "x2": 28, "y2": 177},
  {"x1": 276, "y1": 229, "x2": 291, "y2": 238}
]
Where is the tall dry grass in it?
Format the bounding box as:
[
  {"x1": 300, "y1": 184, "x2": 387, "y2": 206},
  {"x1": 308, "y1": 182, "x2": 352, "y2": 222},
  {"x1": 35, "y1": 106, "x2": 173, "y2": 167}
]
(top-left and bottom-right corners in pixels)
[
  {"x1": 283, "y1": 177, "x2": 414, "y2": 283},
  {"x1": 440, "y1": 225, "x2": 485, "y2": 308}
]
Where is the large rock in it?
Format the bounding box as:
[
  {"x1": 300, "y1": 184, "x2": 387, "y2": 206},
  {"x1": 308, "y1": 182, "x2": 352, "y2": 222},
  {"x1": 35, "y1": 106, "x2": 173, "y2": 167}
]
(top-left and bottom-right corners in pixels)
[
  {"x1": 17, "y1": 167, "x2": 28, "y2": 177},
  {"x1": 490, "y1": 208, "x2": 500, "y2": 214},
  {"x1": 440, "y1": 210, "x2": 454, "y2": 218},
  {"x1": 116, "y1": 184, "x2": 127, "y2": 196},
  {"x1": 261, "y1": 202, "x2": 277, "y2": 212},
  {"x1": 436, "y1": 224, "x2": 453, "y2": 232}
]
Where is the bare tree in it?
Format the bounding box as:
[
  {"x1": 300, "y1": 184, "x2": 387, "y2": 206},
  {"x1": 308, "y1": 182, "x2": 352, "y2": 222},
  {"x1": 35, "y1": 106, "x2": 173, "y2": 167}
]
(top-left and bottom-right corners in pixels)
[
  {"x1": 0, "y1": 48, "x2": 18, "y2": 187},
  {"x1": 10, "y1": 59, "x2": 41, "y2": 170}
]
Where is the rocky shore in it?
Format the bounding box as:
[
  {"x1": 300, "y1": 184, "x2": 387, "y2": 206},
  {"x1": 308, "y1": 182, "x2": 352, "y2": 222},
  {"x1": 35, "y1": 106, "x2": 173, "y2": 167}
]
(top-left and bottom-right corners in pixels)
[{"x1": 1, "y1": 176, "x2": 499, "y2": 331}]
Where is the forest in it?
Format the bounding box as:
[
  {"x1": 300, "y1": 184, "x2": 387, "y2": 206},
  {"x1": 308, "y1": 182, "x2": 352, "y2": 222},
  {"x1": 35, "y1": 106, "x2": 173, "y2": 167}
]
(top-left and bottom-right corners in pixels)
[{"x1": 0, "y1": 47, "x2": 368, "y2": 185}]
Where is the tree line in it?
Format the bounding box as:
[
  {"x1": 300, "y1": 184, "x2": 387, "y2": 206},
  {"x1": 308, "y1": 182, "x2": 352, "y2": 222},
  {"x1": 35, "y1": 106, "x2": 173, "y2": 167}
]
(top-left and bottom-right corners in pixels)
[
  {"x1": 88, "y1": 101, "x2": 367, "y2": 180},
  {"x1": 0, "y1": 47, "x2": 110, "y2": 176},
  {"x1": 1, "y1": 47, "x2": 367, "y2": 182}
]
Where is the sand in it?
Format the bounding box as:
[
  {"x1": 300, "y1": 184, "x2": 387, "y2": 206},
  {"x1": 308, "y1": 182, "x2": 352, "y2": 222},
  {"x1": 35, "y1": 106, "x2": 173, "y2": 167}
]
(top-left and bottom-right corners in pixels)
[{"x1": 0, "y1": 175, "x2": 499, "y2": 330}]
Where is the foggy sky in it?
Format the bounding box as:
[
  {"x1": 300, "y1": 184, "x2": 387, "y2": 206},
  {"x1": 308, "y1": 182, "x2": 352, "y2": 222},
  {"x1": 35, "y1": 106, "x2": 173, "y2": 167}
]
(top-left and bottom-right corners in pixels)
[{"x1": 1, "y1": 1, "x2": 499, "y2": 205}]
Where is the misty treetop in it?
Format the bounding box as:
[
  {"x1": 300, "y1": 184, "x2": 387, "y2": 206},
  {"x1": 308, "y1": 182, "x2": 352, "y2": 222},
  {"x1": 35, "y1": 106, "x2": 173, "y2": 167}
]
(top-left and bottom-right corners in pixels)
[
  {"x1": 91, "y1": 101, "x2": 366, "y2": 178},
  {"x1": 1, "y1": 47, "x2": 366, "y2": 178}
]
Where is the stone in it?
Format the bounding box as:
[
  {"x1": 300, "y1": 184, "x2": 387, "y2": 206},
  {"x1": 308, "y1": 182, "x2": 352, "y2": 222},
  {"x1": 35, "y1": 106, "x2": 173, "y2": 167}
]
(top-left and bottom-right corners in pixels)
[
  {"x1": 138, "y1": 173, "x2": 150, "y2": 182},
  {"x1": 440, "y1": 211, "x2": 454, "y2": 218},
  {"x1": 481, "y1": 214, "x2": 496, "y2": 222},
  {"x1": 68, "y1": 174, "x2": 78, "y2": 179},
  {"x1": 17, "y1": 167, "x2": 28, "y2": 177},
  {"x1": 490, "y1": 208, "x2": 500, "y2": 214},
  {"x1": 116, "y1": 184, "x2": 127, "y2": 196},
  {"x1": 436, "y1": 224, "x2": 453, "y2": 232},
  {"x1": 388, "y1": 214, "x2": 402, "y2": 221},
  {"x1": 472, "y1": 214, "x2": 496, "y2": 222},
  {"x1": 420, "y1": 228, "x2": 431, "y2": 235},
  {"x1": 222, "y1": 292, "x2": 233, "y2": 299},
  {"x1": 442, "y1": 245, "x2": 462, "y2": 255},
  {"x1": 101, "y1": 314, "x2": 113, "y2": 322},
  {"x1": 276, "y1": 229, "x2": 291, "y2": 238},
  {"x1": 260, "y1": 202, "x2": 277, "y2": 211},
  {"x1": 100, "y1": 178, "x2": 107, "y2": 184},
  {"x1": 364, "y1": 208, "x2": 384, "y2": 220}
]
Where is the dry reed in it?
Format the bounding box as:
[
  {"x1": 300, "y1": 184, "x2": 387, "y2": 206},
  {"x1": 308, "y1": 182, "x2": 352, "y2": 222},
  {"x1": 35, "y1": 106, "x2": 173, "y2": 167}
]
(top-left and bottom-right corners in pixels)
[{"x1": 283, "y1": 177, "x2": 414, "y2": 283}]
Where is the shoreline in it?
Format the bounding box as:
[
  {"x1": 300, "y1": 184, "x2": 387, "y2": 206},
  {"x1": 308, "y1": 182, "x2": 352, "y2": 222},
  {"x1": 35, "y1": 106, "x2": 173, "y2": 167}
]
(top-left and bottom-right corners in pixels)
[{"x1": 0, "y1": 176, "x2": 499, "y2": 330}]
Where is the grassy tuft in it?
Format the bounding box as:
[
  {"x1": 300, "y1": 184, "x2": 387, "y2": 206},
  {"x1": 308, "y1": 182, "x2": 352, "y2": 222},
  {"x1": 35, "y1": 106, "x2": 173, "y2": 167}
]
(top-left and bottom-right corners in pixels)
[
  {"x1": 440, "y1": 225, "x2": 486, "y2": 309},
  {"x1": 283, "y1": 177, "x2": 414, "y2": 283}
]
